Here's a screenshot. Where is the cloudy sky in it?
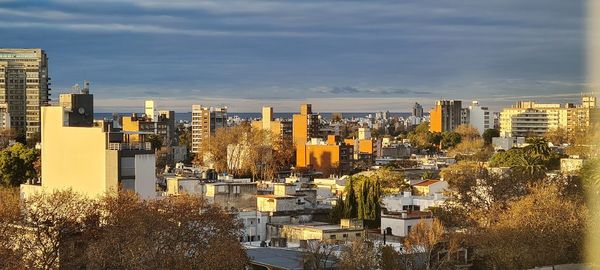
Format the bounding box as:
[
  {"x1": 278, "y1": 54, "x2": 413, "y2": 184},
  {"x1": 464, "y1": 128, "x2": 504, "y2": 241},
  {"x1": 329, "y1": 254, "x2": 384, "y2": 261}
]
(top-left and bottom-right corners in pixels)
[{"x1": 0, "y1": 0, "x2": 586, "y2": 112}]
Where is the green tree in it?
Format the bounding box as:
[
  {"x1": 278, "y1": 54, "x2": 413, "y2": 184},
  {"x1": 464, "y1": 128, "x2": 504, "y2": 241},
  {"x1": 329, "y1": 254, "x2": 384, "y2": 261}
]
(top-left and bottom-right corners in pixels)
[
  {"x1": 344, "y1": 178, "x2": 358, "y2": 219},
  {"x1": 524, "y1": 137, "x2": 551, "y2": 158},
  {"x1": 0, "y1": 143, "x2": 39, "y2": 187},
  {"x1": 145, "y1": 134, "x2": 164, "y2": 151},
  {"x1": 440, "y1": 132, "x2": 461, "y2": 149},
  {"x1": 482, "y1": 129, "x2": 500, "y2": 145}
]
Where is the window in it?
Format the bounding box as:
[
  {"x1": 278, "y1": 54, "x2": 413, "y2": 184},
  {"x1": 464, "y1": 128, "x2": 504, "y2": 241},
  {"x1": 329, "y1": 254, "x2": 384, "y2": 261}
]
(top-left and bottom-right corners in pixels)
[{"x1": 330, "y1": 235, "x2": 336, "y2": 239}]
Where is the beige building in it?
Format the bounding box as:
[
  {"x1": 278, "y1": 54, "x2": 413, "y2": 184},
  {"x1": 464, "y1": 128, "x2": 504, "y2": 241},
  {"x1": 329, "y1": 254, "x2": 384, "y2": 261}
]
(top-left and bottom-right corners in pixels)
[
  {"x1": 251, "y1": 106, "x2": 292, "y2": 142},
  {"x1": 277, "y1": 219, "x2": 364, "y2": 243},
  {"x1": 191, "y1": 105, "x2": 227, "y2": 153},
  {"x1": 0, "y1": 49, "x2": 50, "y2": 138},
  {"x1": 20, "y1": 93, "x2": 156, "y2": 199},
  {"x1": 500, "y1": 97, "x2": 598, "y2": 137}
]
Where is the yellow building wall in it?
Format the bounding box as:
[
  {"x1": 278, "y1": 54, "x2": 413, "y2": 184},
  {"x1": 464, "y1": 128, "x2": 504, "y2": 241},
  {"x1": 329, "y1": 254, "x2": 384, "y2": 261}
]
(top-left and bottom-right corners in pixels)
[
  {"x1": 39, "y1": 107, "x2": 118, "y2": 198},
  {"x1": 122, "y1": 116, "x2": 141, "y2": 142}
]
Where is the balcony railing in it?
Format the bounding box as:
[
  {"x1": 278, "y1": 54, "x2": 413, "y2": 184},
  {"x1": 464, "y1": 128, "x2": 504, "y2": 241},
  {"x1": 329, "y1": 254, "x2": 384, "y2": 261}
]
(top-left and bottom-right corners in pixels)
[{"x1": 108, "y1": 142, "x2": 152, "y2": 151}]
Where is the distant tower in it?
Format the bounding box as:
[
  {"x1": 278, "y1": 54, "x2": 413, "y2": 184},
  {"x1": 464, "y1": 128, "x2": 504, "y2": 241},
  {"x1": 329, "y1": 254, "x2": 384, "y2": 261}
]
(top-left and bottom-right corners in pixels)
[
  {"x1": 413, "y1": 102, "x2": 423, "y2": 118},
  {"x1": 145, "y1": 100, "x2": 156, "y2": 121}
]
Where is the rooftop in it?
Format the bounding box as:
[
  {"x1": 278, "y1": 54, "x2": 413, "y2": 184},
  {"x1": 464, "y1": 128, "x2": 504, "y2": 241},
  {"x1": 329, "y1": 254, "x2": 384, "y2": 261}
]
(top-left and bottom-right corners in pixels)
[{"x1": 414, "y1": 179, "x2": 440, "y2": 187}]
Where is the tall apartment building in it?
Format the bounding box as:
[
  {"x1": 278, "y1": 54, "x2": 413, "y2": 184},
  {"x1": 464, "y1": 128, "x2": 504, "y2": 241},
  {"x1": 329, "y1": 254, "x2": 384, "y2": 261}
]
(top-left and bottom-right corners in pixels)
[
  {"x1": 292, "y1": 104, "x2": 320, "y2": 145},
  {"x1": 429, "y1": 100, "x2": 462, "y2": 132},
  {"x1": 0, "y1": 49, "x2": 50, "y2": 138},
  {"x1": 412, "y1": 102, "x2": 423, "y2": 118},
  {"x1": 251, "y1": 106, "x2": 292, "y2": 142},
  {"x1": 20, "y1": 91, "x2": 156, "y2": 199},
  {"x1": 468, "y1": 101, "x2": 491, "y2": 134},
  {"x1": 191, "y1": 105, "x2": 227, "y2": 153},
  {"x1": 500, "y1": 101, "x2": 569, "y2": 137}
]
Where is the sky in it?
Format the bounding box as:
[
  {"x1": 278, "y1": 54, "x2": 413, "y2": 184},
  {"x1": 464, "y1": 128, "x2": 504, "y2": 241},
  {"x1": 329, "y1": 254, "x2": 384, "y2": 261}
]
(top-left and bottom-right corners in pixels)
[{"x1": 0, "y1": 0, "x2": 587, "y2": 112}]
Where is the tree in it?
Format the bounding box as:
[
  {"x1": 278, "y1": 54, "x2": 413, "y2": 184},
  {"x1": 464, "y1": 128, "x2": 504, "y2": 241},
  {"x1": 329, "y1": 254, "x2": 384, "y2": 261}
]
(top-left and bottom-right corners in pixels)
[
  {"x1": 478, "y1": 184, "x2": 587, "y2": 269},
  {"x1": 86, "y1": 192, "x2": 248, "y2": 269},
  {"x1": 344, "y1": 178, "x2": 358, "y2": 219},
  {"x1": 524, "y1": 137, "x2": 551, "y2": 158},
  {"x1": 0, "y1": 128, "x2": 15, "y2": 149},
  {"x1": 145, "y1": 134, "x2": 164, "y2": 151},
  {"x1": 454, "y1": 124, "x2": 479, "y2": 141},
  {"x1": 482, "y1": 129, "x2": 499, "y2": 145},
  {"x1": 0, "y1": 187, "x2": 25, "y2": 269},
  {"x1": 372, "y1": 167, "x2": 409, "y2": 194},
  {"x1": 440, "y1": 132, "x2": 461, "y2": 149},
  {"x1": 303, "y1": 240, "x2": 338, "y2": 270},
  {"x1": 338, "y1": 240, "x2": 379, "y2": 270},
  {"x1": 488, "y1": 148, "x2": 528, "y2": 167},
  {"x1": 403, "y1": 219, "x2": 446, "y2": 270},
  {"x1": 0, "y1": 143, "x2": 40, "y2": 187},
  {"x1": 544, "y1": 127, "x2": 569, "y2": 146}
]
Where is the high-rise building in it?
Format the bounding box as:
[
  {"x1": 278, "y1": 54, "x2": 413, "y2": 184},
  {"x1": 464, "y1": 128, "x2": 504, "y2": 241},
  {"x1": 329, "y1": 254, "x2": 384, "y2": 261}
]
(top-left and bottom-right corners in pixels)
[
  {"x1": 0, "y1": 48, "x2": 50, "y2": 138},
  {"x1": 468, "y1": 101, "x2": 491, "y2": 135},
  {"x1": 412, "y1": 102, "x2": 423, "y2": 118},
  {"x1": 0, "y1": 104, "x2": 10, "y2": 130},
  {"x1": 292, "y1": 104, "x2": 320, "y2": 145},
  {"x1": 191, "y1": 105, "x2": 227, "y2": 153},
  {"x1": 429, "y1": 100, "x2": 462, "y2": 132},
  {"x1": 499, "y1": 101, "x2": 568, "y2": 137}
]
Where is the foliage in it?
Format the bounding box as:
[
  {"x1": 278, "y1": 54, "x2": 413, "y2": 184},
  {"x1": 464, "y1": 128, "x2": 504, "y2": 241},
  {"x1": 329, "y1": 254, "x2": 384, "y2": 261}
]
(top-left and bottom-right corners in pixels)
[
  {"x1": 481, "y1": 129, "x2": 499, "y2": 145},
  {"x1": 303, "y1": 240, "x2": 338, "y2": 270},
  {"x1": 0, "y1": 189, "x2": 248, "y2": 269},
  {"x1": 488, "y1": 148, "x2": 528, "y2": 167},
  {"x1": 371, "y1": 168, "x2": 409, "y2": 194},
  {"x1": 338, "y1": 240, "x2": 379, "y2": 270},
  {"x1": 477, "y1": 184, "x2": 587, "y2": 269},
  {"x1": 145, "y1": 134, "x2": 164, "y2": 150},
  {"x1": 0, "y1": 143, "x2": 40, "y2": 187},
  {"x1": 440, "y1": 132, "x2": 461, "y2": 149},
  {"x1": 544, "y1": 127, "x2": 569, "y2": 146},
  {"x1": 454, "y1": 124, "x2": 480, "y2": 141},
  {"x1": 194, "y1": 123, "x2": 293, "y2": 180},
  {"x1": 0, "y1": 128, "x2": 16, "y2": 149}
]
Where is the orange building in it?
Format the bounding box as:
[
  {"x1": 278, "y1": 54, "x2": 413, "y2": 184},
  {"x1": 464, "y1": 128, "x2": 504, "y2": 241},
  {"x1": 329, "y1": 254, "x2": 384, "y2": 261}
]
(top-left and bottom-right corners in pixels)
[
  {"x1": 429, "y1": 100, "x2": 462, "y2": 132},
  {"x1": 292, "y1": 104, "x2": 320, "y2": 145},
  {"x1": 296, "y1": 135, "x2": 353, "y2": 176}
]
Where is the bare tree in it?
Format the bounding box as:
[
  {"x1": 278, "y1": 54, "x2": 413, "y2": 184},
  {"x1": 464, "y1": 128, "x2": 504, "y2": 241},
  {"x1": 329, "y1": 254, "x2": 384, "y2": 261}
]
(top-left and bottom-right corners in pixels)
[
  {"x1": 303, "y1": 239, "x2": 339, "y2": 270},
  {"x1": 338, "y1": 239, "x2": 379, "y2": 270}
]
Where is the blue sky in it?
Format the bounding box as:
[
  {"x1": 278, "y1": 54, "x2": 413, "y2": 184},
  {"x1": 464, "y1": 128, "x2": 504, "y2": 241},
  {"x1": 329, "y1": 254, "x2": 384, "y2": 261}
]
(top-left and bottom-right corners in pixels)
[{"x1": 0, "y1": 0, "x2": 586, "y2": 112}]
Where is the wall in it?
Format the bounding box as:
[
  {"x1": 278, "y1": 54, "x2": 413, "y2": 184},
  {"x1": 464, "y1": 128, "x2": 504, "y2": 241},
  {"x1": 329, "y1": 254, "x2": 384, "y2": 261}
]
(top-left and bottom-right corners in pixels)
[
  {"x1": 134, "y1": 154, "x2": 156, "y2": 199},
  {"x1": 37, "y1": 106, "x2": 117, "y2": 198}
]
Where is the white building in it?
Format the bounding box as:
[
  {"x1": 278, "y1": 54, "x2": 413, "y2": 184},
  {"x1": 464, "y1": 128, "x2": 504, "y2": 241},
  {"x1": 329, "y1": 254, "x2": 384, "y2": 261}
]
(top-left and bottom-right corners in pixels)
[
  {"x1": 491, "y1": 136, "x2": 526, "y2": 151},
  {"x1": 382, "y1": 191, "x2": 445, "y2": 212},
  {"x1": 468, "y1": 101, "x2": 491, "y2": 135},
  {"x1": 239, "y1": 210, "x2": 268, "y2": 243},
  {"x1": 381, "y1": 211, "x2": 433, "y2": 237}
]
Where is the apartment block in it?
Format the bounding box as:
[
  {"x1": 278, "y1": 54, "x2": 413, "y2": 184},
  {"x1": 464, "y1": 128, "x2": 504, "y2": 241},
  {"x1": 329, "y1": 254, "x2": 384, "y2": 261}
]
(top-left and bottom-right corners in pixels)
[
  {"x1": 468, "y1": 101, "x2": 491, "y2": 134},
  {"x1": 0, "y1": 48, "x2": 50, "y2": 138},
  {"x1": 412, "y1": 102, "x2": 423, "y2": 118},
  {"x1": 21, "y1": 92, "x2": 156, "y2": 199},
  {"x1": 191, "y1": 105, "x2": 227, "y2": 153},
  {"x1": 296, "y1": 135, "x2": 353, "y2": 176},
  {"x1": 499, "y1": 101, "x2": 569, "y2": 137},
  {"x1": 122, "y1": 101, "x2": 175, "y2": 146},
  {"x1": 429, "y1": 100, "x2": 462, "y2": 132},
  {"x1": 292, "y1": 104, "x2": 320, "y2": 145}
]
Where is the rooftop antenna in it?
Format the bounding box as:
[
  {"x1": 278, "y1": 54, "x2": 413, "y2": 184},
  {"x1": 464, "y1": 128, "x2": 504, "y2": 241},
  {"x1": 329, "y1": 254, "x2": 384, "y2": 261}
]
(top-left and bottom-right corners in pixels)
[
  {"x1": 71, "y1": 83, "x2": 81, "y2": 93},
  {"x1": 82, "y1": 80, "x2": 90, "y2": 94}
]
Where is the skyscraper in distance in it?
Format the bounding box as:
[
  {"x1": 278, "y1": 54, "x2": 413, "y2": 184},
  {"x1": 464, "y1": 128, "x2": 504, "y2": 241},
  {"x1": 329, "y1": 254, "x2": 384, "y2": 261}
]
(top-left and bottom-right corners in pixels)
[{"x1": 0, "y1": 48, "x2": 50, "y2": 138}]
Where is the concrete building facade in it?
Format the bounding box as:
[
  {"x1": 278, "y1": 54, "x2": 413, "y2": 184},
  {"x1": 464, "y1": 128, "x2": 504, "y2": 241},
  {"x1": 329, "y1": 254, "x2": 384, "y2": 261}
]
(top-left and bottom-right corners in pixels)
[
  {"x1": 0, "y1": 48, "x2": 50, "y2": 138},
  {"x1": 191, "y1": 105, "x2": 227, "y2": 153},
  {"x1": 429, "y1": 100, "x2": 462, "y2": 132}
]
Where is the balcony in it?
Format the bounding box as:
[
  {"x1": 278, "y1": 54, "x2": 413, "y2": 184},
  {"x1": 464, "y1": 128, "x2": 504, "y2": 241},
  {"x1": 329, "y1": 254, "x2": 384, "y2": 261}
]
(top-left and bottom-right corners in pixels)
[{"x1": 108, "y1": 142, "x2": 152, "y2": 151}]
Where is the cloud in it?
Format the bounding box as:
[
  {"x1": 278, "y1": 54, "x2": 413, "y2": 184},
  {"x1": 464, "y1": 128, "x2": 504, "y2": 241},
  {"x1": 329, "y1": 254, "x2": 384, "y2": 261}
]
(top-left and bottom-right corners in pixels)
[{"x1": 312, "y1": 86, "x2": 431, "y2": 95}]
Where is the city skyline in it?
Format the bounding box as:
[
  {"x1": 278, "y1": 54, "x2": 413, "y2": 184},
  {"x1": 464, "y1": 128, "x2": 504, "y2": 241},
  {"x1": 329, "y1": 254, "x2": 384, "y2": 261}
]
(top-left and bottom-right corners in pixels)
[{"x1": 0, "y1": 0, "x2": 586, "y2": 112}]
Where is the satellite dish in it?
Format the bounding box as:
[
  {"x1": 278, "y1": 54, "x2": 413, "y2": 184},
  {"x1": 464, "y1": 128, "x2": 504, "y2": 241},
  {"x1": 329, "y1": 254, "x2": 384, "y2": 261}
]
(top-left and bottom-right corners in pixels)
[{"x1": 78, "y1": 107, "x2": 85, "y2": 115}]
